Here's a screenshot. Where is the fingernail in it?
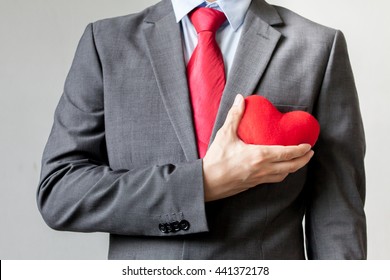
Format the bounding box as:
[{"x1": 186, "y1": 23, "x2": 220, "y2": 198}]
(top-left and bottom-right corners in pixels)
[{"x1": 233, "y1": 94, "x2": 242, "y2": 106}]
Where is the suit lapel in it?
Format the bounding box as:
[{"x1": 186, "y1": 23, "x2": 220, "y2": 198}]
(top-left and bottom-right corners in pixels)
[
  {"x1": 143, "y1": 1, "x2": 198, "y2": 161},
  {"x1": 209, "y1": 0, "x2": 283, "y2": 145}
]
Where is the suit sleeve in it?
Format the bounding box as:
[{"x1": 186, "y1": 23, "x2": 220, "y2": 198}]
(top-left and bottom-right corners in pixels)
[
  {"x1": 37, "y1": 23, "x2": 209, "y2": 236},
  {"x1": 304, "y1": 30, "x2": 367, "y2": 259}
]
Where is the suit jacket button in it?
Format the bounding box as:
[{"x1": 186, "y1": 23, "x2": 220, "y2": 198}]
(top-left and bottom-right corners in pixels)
[
  {"x1": 165, "y1": 223, "x2": 173, "y2": 233},
  {"x1": 179, "y1": 220, "x2": 190, "y2": 231},
  {"x1": 170, "y1": 221, "x2": 180, "y2": 232},
  {"x1": 159, "y1": 223, "x2": 169, "y2": 234}
]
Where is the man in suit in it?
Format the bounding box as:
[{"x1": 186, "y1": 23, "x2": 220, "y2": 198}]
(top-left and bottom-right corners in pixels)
[{"x1": 37, "y1": 0, "x2": 366, "y2": 259}]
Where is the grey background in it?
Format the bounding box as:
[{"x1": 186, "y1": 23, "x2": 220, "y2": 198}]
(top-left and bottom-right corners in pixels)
[{"x1": 0, "y1": 0, "x2": 389, "y2": 259}]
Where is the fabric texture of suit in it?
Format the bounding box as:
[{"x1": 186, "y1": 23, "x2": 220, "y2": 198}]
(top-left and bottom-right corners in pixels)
[{"x1": 37, "y1": 0, "x2": 366, "y2": 259}]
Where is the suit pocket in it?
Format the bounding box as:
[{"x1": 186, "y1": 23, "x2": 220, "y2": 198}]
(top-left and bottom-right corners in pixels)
[{"x1": 273, "y1": 104, "x2": 308, "y2": 113}]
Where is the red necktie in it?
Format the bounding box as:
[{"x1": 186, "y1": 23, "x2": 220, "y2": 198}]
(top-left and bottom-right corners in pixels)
[{"x1": 187, "y1": 8, "x2": 227, "y2": 158}]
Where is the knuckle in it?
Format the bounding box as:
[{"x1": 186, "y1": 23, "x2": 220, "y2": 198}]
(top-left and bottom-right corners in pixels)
[
  {"x1": 216, "y1": 127, "x2": 230, "y2": 140},
  {"x1": 254, "y1": 148, "x2": 269, "y2": 163},
  {"x1": 256, "y1": 165, "x2": 271, "y2": 179},
  {"x1": 287, "y1": 164, "x2": 298, "y2": 173},
  {"x1": 246, "y1": 162, "x2": 266, "y2": 181},
  {"x1": 244, "y1": 160, "x2": 257, "y2": 175},
  {"x1": 226, "y1": 109, "x2": 238, "y2": 123},
  {"x1": 278, "y1": 150, "x2": 290, "y2": 161},
  {"x1": 277, "y1": 148, "x2": 291, "y2": 161},
  {"x1": 278, "y1": 173, "x2": 288, "y2": 182},
  {"x1": 229, "y1": 107, "x2": 240, "y2": 118},
  {"x1": 269, "y1": 165, "x2": 282, "y2": 175},
  {"x1": 278, "y1": 167, "x2": 287, "y2": 175}
]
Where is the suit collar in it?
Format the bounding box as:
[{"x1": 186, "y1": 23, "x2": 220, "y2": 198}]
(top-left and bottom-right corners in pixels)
[
  {"x1": 170, "y1": 0, "x2": 252, "y2": 31},
  {"x1": 253, "y1": 0, "x2": 283, "y2": 26},
  {"x1": 144, "y1": 0, "x2": 282, "y2": 25},
  {"x1": 170, "y1": 0, "x2": 204, "y2": 23},
  {"x1": 144, "y1": 0, "x2": 174, "y2": 24}
]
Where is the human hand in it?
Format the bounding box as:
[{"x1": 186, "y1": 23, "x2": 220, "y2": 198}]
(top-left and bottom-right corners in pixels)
[{"x1": 202, "y1": 94, "x2": 314, "y2": 202}]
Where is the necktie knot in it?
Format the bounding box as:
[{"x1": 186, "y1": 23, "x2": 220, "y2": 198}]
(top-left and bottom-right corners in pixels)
[{"x1": 189, "y1": 7, "x2": 227, "y2": 34}]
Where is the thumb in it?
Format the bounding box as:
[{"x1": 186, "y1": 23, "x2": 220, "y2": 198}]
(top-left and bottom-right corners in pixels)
[{"x1": 223, "y1": 94, "x2": 245, "y2": 134}]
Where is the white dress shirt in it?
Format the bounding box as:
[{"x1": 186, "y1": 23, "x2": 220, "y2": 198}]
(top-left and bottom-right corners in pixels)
[{"x1": 171, "y1": 0, "x2": 252, "y2": 78}]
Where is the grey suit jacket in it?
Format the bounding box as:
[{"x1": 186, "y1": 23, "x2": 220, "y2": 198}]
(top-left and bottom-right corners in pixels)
[{"x1": 37, "y1": 0, "x2": 366, "y2": 259}]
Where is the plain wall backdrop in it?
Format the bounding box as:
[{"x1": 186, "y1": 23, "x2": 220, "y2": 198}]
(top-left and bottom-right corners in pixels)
[{"x1": 0, "y1": 0, "x2": 389, "y2": 259}]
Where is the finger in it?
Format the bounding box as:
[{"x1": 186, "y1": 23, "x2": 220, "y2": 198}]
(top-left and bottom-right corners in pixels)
[
  {"x1": 263, "y1": 144, "x2": 312, "y2": 162},
  {"x1": 222, "y1": 94, "x2": 245, "y2": 134},
  {"x1": 269, "y1": 150, "x2": 314, "y2": 174}
]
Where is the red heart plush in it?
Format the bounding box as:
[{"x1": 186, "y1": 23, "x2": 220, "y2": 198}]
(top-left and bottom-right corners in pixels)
[{"x1": 237, "y1": 96, "x2": 320, "y2": 146}]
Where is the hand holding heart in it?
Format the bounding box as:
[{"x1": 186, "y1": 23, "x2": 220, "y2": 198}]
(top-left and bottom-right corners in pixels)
[{"x1": 202, "y1": 94, "x2": 315, "y2": 202}]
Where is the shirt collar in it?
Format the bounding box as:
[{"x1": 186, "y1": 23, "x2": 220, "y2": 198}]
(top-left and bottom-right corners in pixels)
[{"x1": 171, "y1": 0, "x2": 252, "y2": 31}]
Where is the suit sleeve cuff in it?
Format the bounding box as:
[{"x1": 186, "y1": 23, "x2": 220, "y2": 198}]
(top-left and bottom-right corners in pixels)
[{"x1": 153, "y1": 159, "x2": 209, "y2": 236}]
